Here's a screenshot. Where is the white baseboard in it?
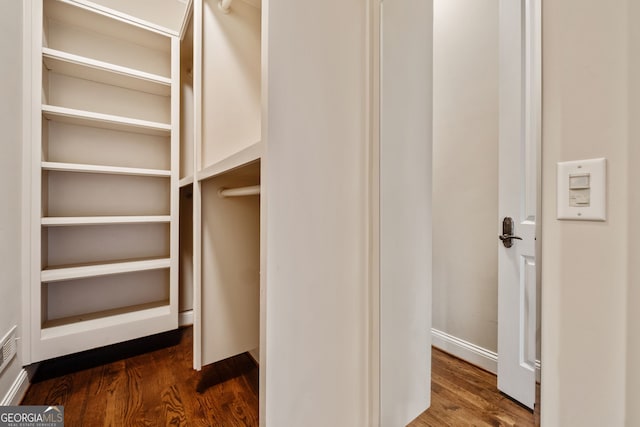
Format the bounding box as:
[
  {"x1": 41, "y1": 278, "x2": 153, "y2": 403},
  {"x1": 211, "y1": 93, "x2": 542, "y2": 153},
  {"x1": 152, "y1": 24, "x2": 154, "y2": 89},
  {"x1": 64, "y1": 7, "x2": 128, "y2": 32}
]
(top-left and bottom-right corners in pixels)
[
  {"x1": 431, "y1": 328, "x2": 541, "y2": 382},
  {"x1": 431, "y1": 328, "x2": 498, "y2": 374},
  {"x1": 179, "y1": 310, "x2": 194, "y2": 327},
  {"x1": 1, "y1": 368, "x2": 30, "y2": 406}
]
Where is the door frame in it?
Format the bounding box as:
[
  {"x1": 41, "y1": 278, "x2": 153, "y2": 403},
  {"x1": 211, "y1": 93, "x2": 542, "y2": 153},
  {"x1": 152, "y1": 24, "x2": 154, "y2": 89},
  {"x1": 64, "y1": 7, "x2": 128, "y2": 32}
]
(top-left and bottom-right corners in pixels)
[{"x1": 368, "y1": 0, "x2": 543, "y2": 423}]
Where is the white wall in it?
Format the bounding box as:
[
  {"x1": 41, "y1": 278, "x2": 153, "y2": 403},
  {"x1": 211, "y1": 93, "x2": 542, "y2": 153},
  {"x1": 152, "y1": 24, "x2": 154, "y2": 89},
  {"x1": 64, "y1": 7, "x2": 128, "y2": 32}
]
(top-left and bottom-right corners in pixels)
[
  {"x1": 0, "y1": 0, "x2": 24, "y2": 403},
  {"x1": 380, "y1": 0, "x2": 433, "y2": 425},
  {"x1": 541, "y1": 0, "x2": 631, "y2": 424},
  {"x1": 265, "y1": 0, "x2": 433, "y2": 424},
  {"x1": 432, "y1": 0, "x2": 499, "y2": 353},
  {"x1": 264, "y1": 0, "x2": 370, "y2": 424}
]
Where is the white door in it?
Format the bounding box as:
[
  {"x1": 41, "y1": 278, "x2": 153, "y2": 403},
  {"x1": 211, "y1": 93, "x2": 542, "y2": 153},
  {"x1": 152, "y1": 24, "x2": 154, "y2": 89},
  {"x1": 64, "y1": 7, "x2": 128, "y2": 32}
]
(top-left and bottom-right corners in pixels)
[{"x1": 497, "y1": 0, "x2": 540, "y2": 410}]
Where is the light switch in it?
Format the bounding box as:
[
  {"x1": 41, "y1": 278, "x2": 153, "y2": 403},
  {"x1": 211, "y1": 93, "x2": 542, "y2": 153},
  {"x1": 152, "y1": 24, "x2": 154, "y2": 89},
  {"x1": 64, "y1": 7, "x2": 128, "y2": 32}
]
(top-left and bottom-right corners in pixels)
[
  {"x1": 569, "y1": 173, "x2": 590, "y2": 207},
  {"x1": 557, "y1": 158, "x2": 606, "y2": 221}
]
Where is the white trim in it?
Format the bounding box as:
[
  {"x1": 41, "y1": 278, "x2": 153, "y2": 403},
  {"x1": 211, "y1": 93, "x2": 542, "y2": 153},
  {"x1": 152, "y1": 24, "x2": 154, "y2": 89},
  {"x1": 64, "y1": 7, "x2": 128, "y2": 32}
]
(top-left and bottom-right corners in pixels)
[
  {"x1": 0, "y1": 369, "x2": 30, "y2": 406},
  {"x1": 432, "y1": 328, "x2": 498, "y2": 374},
  {"x1": 431, "y1": 328, "x2": 541, "y2": 382},
  {"x1": 366, "y1": 0, "x2": 380, "y2": 425},
  {"x1": 192, "y1": 0, "x2": 203, "y2": 372},
  {"x1": 21, "y1": 0, "x2": 34, "y2": 366},
  {"x1": 179, "y1": 310, "x2": 194, "y2": 327},
  {"x1": 179, "y1": 0, "x2": 194, "y2": 40}
]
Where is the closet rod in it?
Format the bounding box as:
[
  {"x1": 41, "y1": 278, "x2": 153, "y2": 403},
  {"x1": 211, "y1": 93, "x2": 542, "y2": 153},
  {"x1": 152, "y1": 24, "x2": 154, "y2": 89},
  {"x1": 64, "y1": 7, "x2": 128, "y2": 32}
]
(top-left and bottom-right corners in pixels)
[
  {"x1": 219, "y1": 0, "x2": 233, "y2": 13},
  {"x1": 218, "y1": 185, "x2": 260, "y2": 198}
]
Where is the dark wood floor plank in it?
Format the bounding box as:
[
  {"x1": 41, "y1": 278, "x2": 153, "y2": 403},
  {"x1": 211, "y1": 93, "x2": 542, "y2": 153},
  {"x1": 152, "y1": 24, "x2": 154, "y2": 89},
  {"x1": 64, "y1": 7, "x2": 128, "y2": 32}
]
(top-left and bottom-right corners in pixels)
[
  {"x1": 410, "y1": 348, "x2": 537, "y2": 427},
  {"x1": 22, "y1": 328, "x2": 259, "y2": 427},
  {"x1": 23, "y1": 329, "x2": 536, "y2": 426}
]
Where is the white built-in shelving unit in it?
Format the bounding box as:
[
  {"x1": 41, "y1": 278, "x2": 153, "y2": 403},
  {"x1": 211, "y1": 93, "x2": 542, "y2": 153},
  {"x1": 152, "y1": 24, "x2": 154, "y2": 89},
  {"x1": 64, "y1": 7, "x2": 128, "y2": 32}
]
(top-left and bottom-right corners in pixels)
[
  {"x1": 191, "y1": 0, "x2": 263, "y2": 370},
  {"x1": 27, "y1": 0, "x2": 181, "y2": 362}
]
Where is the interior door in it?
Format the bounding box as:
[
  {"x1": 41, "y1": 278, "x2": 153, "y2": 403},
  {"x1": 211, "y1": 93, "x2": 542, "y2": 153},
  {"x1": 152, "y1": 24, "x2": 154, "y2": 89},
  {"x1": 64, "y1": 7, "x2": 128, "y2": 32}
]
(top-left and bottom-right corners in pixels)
[{"x1": 497, "y1": 0, "x2": 540, "y2": 410}]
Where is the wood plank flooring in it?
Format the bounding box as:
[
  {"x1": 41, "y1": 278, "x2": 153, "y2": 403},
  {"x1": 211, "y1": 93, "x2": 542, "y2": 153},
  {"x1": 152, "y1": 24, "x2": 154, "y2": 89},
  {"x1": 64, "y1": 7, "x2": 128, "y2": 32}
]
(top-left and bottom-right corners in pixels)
[
  {"x1": 22, "y1": 327, "x2": 258, "y2": 426},
  {"x1": 409, "y1": 347, "x2": 540, "y2": 426},
  {"x1": 23, "y1": 328, "x2": 538, "y2": 426}
]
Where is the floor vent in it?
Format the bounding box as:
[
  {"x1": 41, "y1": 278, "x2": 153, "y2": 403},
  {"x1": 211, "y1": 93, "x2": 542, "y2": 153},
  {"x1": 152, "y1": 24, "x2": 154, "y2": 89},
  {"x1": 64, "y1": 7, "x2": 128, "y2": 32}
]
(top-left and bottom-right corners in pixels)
[{"x1": 0, "y1": 326, "x2": 17, "y2": 374}]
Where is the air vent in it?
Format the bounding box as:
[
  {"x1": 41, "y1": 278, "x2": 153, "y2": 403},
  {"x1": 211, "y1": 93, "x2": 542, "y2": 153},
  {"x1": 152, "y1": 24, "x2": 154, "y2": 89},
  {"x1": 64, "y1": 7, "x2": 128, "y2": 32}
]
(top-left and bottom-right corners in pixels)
[{"x1": 0, "y1": 326, "x2": 17, "y2": 374}]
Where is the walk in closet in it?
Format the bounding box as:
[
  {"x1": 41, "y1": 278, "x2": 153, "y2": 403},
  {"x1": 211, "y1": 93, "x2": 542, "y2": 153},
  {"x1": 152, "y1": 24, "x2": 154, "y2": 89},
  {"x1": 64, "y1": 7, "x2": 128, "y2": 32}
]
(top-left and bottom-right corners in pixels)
[{"x1": 24, "y1": 0, "x2": 263, "y2": 373}]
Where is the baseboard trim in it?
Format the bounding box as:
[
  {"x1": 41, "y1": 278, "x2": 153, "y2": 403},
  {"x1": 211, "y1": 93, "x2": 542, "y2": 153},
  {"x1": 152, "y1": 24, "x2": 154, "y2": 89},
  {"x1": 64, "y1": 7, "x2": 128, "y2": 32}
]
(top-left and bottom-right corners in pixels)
[
  {"x1": 1, "y1": 368, "x2": 30, "y2": 406},
  {"x1": 431, "y1": 328, "x2": 541, "y2": 382},
  {"x1": 179, "y1": 310, "x2": 194, "y2": 327},
  {"x1": 431, "y1": 328, "x2": 498, "y2": 374}
]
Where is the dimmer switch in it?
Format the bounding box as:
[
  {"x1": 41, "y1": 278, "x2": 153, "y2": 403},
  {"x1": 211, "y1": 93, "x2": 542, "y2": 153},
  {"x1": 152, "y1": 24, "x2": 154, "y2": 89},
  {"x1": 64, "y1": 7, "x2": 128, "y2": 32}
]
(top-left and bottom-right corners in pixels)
[
  {"x1": 569, "y1": 173, "x2": 590, "y2": 207},
  {"x1": 557, "y1": 158, "x2": 606, "y2": 221}
]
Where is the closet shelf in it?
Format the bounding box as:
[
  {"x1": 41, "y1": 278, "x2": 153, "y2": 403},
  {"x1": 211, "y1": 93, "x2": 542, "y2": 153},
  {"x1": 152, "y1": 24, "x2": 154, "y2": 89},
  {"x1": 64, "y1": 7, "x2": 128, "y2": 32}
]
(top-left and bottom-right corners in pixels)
[
  {"x1": 43, "y1": 48, "x2": 171, "y2": 96},
  {"x1": 41, "y1": 258, "x2": 171, "y2": 283},
  {"x1": 197, "y1": 140, "x2": 262, "y2": 182},
  {"x1": 42, "y1": 161, "x2": 171, "y2": 178},
  {"x1": 41, "y1": 216, "x2": 171, "y2": 226},
  {"x1": 45, "y1": 0, "x2": 171, "y2": 53},
  {"x1": 41, "y1": 301, "x2": 171, "y2": 340},
  {"x1": 179, "y1": 176, "x2": 194, "y2": 187},
  {"x1": 42, "y1": 105, "x2": 171, "y2": 136}
]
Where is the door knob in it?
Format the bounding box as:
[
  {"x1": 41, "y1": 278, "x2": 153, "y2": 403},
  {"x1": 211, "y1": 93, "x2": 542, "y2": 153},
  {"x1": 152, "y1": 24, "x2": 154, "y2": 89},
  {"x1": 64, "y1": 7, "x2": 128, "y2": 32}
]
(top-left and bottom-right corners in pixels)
[{"x1": 499, "y1": 217, "x2": 522, "y2": 248}]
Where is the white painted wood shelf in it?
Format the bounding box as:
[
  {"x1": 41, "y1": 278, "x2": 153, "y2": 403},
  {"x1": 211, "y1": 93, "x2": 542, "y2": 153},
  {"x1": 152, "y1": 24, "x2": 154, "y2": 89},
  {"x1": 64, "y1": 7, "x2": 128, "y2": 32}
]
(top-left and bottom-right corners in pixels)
[
  {"x1": 41, "y1": 258, "x2": 171, "y2": 283},
  {"x1": 41, "y1": 301, "x2": 171, "y2": 339},
  {"x1": 42, "y1": 105, "x2": 171, "y2": 136},
  {"x1": 42, "y1": 161, "x2": 170, "y2": 177},
  {"x1": 197, "y1": 141, "x2": 262, "y2": 182},
  {"x1": 179, "y1": 176, "x2": 194, "y2": 187},
  {"x1": 41, "y1": 215, "x2": 171, "y2": 226},
  {"x1": 42, "y1": 48, "x2": 171, "y2": 96}
]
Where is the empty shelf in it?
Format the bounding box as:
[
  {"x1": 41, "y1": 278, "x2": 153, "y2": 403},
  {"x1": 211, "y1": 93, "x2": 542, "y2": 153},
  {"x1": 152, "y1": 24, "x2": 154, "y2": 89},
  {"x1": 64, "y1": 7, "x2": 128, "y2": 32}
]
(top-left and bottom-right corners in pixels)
[
  {"x1": 41, "y1": 258, "x2": 171, "y2": 283},
  {"x1": 42, "y1": 161, "x2": 171, "y2": 177},
  {"x1": 43, "y1": 48, "x2": 171, "y2": 96},
  {"x1": 42, "y1": 105, "x2": 171, "y2": 136},
  {"x1": 41, "y1": 216, "x2": 171, "y2": 226},
  {"x1": 179, "y1": 176, "x2": 194, "y2": 187},
  {"x1": 197, "y1": 141, "x2": 263, "y2": 182},
  {"x1": 41, "y1": 301, "x2": 171, "y2": 340}
]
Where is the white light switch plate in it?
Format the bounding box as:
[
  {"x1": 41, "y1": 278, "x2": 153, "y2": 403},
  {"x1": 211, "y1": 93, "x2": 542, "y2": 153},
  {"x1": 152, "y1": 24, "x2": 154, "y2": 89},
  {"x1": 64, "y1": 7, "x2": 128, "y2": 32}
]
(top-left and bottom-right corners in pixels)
[{"x1": 557, "y1": 158, "x2": 606, "y2": 221}]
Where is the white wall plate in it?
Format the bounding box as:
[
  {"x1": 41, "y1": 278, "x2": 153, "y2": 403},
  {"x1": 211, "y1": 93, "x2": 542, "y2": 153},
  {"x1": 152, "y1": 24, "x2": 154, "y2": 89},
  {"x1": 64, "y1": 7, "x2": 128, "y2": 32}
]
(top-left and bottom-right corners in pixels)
[{"x1": 557, "y1": 158, "x2": 606, "y2": 221}]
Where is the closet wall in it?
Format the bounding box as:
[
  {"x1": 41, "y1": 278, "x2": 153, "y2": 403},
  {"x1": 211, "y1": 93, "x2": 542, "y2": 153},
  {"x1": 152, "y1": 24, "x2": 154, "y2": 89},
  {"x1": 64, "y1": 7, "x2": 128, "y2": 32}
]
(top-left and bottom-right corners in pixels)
[
  {"x1": 432, "y1": 0, "x2": 499, "y2": 353},
  {"x1": 0, "y1": 0, "x2": 25, "y2": 402}
]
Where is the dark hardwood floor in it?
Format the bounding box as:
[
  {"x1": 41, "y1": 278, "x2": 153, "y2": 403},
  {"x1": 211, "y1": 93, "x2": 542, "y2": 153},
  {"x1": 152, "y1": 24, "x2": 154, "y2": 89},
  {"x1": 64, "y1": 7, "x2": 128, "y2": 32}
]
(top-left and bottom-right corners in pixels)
[
  {"x1": 23, "y1": 328, "x2": 538, "y2": 426},
  {"x1": 22, "y1": 327, "x2": 258, "y2": 426},
  {"x1": 410, "y1": 347, "x2": 540, "y2": 426}
]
